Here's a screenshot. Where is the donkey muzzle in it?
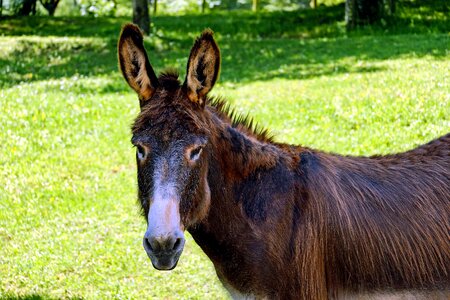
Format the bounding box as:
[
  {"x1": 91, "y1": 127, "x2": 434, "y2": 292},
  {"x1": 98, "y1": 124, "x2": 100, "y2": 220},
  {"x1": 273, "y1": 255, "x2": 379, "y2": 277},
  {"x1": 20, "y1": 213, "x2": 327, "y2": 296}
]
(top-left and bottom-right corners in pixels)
[{"x1": 143, "y1": 230, "x2": 185, "y2": 270}]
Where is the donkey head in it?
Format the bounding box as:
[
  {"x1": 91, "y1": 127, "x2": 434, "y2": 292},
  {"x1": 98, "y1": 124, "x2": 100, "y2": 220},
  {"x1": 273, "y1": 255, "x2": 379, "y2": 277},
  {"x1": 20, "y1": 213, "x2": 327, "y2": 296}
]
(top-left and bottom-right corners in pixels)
[{"x1": 118, "y1": 24, "x2": 220, "y2": 270}]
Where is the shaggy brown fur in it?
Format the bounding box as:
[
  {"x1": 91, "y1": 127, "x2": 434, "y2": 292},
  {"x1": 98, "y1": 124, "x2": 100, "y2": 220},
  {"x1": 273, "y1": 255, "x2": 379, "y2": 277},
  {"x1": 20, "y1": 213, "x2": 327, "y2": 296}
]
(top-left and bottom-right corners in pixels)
[{"x1": 118, "y1": 24, "x2": 450, "y2": 299}]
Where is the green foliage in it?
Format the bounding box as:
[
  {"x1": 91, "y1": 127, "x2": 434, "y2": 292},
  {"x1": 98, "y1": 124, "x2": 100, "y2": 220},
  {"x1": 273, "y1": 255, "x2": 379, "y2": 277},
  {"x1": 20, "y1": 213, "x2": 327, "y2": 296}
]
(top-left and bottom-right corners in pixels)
[
  {"x1": 1, "y1": 2, "x2": 449, "y2": 298},
  {"x1": 77, "y1": 0, "x2": 116, "y2": 17}
]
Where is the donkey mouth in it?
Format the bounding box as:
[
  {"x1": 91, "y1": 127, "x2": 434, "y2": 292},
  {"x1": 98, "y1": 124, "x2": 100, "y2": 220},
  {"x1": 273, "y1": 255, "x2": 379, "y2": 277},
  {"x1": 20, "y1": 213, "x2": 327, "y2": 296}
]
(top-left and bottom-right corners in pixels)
[
  {"x1": 151, "y1": 256, "x2": 180, "y2": 271},
  {"x1": 143, "y1": 238, "x2": 184, "y2": 271},
  {"x1": 148, "y1": 251, "x2": 183, "y2": 271}
]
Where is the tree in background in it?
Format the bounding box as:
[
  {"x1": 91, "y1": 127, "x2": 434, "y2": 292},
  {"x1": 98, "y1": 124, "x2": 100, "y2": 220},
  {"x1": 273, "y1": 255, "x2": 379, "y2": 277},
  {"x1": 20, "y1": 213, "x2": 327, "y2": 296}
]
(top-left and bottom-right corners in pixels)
[
  {"x1": 252, "y1": 0, "x2": 259, "y2": 11},
  {"x1": 133, "y1": 0, "x2": 150, "y2": 34},
  {"x1": 153, "y1": 0, "x2": 157, "y2": 14},
  {"x1": 202, "y1": 0, "x2": 206, "y2": 13},
  {"x1": 40, "y1": 0, "x2": 60, "y2": 15},
  {"x1": 386, "y1": 0, "x2": 395, "y2": 14},
  {"x1": 16, "y1": 0, "x2": 37, "y2": 15},
  {"x1": 346, "y1": 0, "x2": 395, "y2": 29}
]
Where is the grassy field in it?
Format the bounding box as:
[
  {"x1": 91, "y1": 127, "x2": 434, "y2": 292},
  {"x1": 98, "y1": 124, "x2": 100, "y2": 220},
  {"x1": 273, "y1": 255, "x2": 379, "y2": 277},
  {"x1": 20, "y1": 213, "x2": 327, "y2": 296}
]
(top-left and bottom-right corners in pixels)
[{"x1": 1, "y1": 1, "x2": 449, "y2": 299}]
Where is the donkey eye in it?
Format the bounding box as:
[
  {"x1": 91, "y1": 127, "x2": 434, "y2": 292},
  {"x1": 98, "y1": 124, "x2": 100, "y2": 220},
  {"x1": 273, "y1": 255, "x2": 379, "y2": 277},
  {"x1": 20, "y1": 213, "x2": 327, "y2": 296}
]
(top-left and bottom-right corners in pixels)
[
  {"x1": 189, "y1": 146, "x2": 203, "y2": 162},
  {"x1": 136, "y1": 145, "x2": 146, "y2": 160}
]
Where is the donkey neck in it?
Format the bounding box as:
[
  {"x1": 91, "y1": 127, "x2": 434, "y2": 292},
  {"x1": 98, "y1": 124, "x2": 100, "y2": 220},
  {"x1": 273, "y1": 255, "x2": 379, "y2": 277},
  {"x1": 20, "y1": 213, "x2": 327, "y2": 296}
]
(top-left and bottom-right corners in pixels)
[
  {"x1": 209, "y1": 114, "x2": 282, "y2": 179},
  {"x1": 188, "y1": 116, "x2": 304, "y2": 296}
]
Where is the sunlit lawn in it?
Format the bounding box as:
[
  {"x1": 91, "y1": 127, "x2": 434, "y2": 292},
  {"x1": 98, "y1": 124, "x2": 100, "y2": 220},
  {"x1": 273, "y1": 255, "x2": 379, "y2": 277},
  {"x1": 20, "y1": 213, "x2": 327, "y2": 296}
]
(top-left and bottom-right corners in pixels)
[{"x1": 1, "y1": 2, "x2": 449, "y2": 299}]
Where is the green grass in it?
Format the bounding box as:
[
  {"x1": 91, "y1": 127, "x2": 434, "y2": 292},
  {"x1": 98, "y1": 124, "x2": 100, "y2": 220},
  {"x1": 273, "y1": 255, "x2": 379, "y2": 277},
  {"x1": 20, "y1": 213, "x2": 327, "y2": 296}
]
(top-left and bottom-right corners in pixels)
[{"x1": 1, "y1": 1, "x2": 449, "y2": 298}]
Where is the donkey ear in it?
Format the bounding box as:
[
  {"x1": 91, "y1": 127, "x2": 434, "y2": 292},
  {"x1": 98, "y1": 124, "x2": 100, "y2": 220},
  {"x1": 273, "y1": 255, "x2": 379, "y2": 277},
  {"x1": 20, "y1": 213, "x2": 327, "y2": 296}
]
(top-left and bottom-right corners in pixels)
[
  {"x1": 184, "y1": 29, "x2": 220, "y2": 107},
  {"x1": 118, "y1": 23, "x2": 159, "y2": 107}
]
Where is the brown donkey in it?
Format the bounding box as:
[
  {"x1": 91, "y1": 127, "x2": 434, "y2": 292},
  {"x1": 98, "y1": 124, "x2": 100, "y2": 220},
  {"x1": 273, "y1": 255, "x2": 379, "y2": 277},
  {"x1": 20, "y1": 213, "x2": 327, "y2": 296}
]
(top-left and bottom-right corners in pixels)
[{"x1": 117, "y1": 24, "x2": 450, "y2": 299}]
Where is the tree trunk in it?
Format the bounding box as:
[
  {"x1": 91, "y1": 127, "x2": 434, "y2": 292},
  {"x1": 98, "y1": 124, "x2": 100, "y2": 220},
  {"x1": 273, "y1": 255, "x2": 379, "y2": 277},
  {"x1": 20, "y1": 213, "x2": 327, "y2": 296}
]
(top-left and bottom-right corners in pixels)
[
  {"x1": 133, "y1": 0, "x2": 150, "y2": 35},
  {"x1": 312, "y1": 0, "x2": 317, "y2": 9},
  {"x1": 345, "y1": 0, "x2": 356, "y2": 29},
  {"x1": 361, "y1": 0, "x2": 383, "y2": 23},
  {"x1": 47, "y1": 4, "x2": 56, "y2": 15},
  {"x1": 40, "y1": 0, "x2": 60, "y2": 16},
  {"x1": 252, "y1": 0, "x2": 259, "y2": 12},
  {"x1": 153, "y1": 0, "x2": 157, "y2": 14},
  {"x1": 201, "y1": 0, "x2": 206, "y2": 13},
  {"x1": 345, "y1": 0, "x2": 387, "y2": 29},
  {"x1": 18, "y1": 0, "x2": 37, "y2": 16}
]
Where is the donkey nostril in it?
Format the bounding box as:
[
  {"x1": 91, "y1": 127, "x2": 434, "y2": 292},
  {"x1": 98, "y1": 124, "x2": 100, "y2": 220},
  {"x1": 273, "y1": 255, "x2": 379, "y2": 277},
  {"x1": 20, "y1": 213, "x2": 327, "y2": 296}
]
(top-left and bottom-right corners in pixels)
[
  {"x1": 144, "y1": 237, "x2": 153, "y2": 251},
  {"x1": 144, "y1": 234, "x2": 184, "y2": 253},
  {"x1": 173, "y1": 237, "x2": 183, "y2": 251}
]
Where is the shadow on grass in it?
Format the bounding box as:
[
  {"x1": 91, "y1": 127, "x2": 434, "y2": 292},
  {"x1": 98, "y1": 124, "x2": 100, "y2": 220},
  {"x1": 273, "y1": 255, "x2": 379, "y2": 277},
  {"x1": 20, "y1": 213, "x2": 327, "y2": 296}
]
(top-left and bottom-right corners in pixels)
[
  {"x1": 2, "y1": 295, "x2": 83, "y2": 300},
  {"x1": 1, "y1": 31, "x2": 446, "y2": 89},
  {"x1": 218, "y1": 34, "x2": 446, "y2": 83},
  {"x1": 0, "y1": 16, "x2": 128, "y2": 38},
  {"x1": 0, "y1": 5, "x2": 344, "y2": 39},
  {"x1": 0, "y1": 1, "x2": 448, "y2": 89},
  {"x1": 392, "y1": 0, "x2": 450, "y2": 33},
  {"x1": 0, "y1": 37, "x2": 118, "y2": 88}
]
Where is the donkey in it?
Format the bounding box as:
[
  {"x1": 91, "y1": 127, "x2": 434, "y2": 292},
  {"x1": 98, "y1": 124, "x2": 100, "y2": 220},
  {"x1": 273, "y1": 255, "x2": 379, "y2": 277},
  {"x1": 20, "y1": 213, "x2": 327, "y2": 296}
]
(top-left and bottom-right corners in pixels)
[{"x1": 117, "y1": 24, "x2": 450, "y2": 299}]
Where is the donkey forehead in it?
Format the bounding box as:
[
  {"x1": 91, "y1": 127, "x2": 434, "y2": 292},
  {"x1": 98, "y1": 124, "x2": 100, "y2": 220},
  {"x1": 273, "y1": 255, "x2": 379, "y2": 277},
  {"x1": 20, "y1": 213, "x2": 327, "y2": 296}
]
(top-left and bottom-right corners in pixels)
[
  {"x1": 131, "y1": 108, "x2": 208, "y2": 151},
  {"x1": 132, "y1": 100, "x2": 207, "y2": 137}
]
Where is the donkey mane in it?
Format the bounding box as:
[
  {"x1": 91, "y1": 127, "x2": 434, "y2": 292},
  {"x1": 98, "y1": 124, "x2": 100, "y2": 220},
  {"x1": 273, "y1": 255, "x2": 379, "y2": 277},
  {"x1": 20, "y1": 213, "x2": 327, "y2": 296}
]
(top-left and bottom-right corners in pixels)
[{"x1": 208, "y1": 97, "x2": 274, "y2": 143}]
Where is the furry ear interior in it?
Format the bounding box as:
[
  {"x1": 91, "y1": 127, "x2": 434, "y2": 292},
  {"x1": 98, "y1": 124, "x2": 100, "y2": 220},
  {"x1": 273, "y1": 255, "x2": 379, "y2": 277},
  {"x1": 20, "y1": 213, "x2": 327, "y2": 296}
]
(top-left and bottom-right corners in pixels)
[
  {"x1": 118, "y1": 23, "x2": 159, "y2": 107},
  {"x1": 184, "y1": 29, "x2": 220, "y2": 107}
]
